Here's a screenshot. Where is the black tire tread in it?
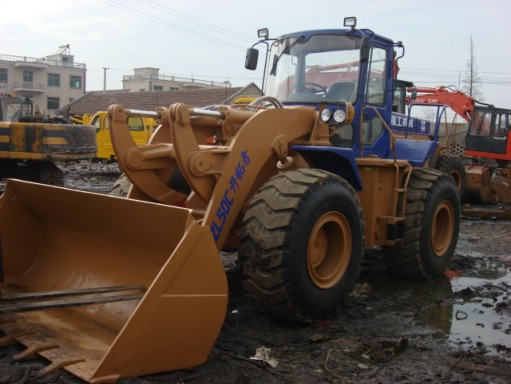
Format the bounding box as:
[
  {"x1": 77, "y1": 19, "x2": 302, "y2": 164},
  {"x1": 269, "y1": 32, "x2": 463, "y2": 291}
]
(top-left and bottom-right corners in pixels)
[
  {"x1": 384, "y1": 168, "x2": 459, "y2": 279},
  {"x1": 434, "y1": 153, "x2": 467, "y2": 200},
  {"x1": 239, "y1": 168, "x2": 364, "y2": 323}
]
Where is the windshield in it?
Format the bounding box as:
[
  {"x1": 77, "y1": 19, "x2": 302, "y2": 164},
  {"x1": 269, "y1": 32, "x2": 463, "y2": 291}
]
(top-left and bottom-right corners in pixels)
[
  {"x1": 265, "y1": 34, "x2": 362, "y2": 103},
  {"x1": 4, "y1": 101, "x2": 33, "y2": 122},
  {"x1": 5, "y1": 103, "x2": 22, "y2": 121}
]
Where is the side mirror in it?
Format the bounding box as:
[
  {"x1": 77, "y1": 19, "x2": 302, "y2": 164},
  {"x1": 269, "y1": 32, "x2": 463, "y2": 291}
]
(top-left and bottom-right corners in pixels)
[
  {"x1": 245, "y1": 48, "x2": 259, "y2": 70},
  {"x1": 410, "y1": 87, "x2": 417, "y2": 100}
]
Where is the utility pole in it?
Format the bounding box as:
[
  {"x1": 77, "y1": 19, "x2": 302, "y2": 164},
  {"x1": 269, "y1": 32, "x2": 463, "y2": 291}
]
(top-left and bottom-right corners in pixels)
[{"x1": 103, "y1": 67, "x2": 109, "y2": 93}]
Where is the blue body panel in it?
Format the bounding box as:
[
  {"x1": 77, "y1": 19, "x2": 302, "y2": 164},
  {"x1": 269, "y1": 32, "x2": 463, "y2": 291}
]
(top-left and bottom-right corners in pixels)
[
  {"x1": 390, "y1": 113, "x2": 433, "y2": 138},
  {"x1": 292, "y1": 145, "x2": 363, "y2": 190},
  {"x1": 390, "y1": 139, "x2": 437, "y2": 167}
]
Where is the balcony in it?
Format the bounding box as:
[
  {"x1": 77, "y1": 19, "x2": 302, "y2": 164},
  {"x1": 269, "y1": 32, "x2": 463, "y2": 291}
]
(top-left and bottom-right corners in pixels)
[
  {"x1": 0, "y1": 54, "x2": 86, "y2": 70},
  {"x1": 122, "y1": 73, "x2": 228, "y2": 88},
  {"x1": 14, "y1": 60, "x2": 48, "y2": 69},
  {"x1": 13, "y1": 81, "x2": 46, "y2": 93}
]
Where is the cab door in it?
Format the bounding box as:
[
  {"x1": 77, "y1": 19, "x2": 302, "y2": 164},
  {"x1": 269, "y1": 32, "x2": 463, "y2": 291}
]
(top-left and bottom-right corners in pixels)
[
  {"x1": 357, "y1": 44, "x2": 392, "y2": 158},
  {"x1": 92, "y1": 113, "x2": 113, "y2": 159}
]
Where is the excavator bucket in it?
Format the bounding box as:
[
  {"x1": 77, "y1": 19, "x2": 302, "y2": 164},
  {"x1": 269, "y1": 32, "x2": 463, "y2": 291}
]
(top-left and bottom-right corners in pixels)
[{"x1": 0, "y1": 179, "x2": 228, "y2": 383}]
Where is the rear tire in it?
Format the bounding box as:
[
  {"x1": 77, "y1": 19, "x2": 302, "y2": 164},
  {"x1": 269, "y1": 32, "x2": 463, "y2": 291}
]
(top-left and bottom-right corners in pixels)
[
  {"x1": 239, "y1": 169, "x2": 364, "y2": 323},
  {"x1": 434, "y1": 154, "x2": 466, "y2": 201},
  {"x1": 384, "y1": 168, "x2": 460, "y2": 280}
]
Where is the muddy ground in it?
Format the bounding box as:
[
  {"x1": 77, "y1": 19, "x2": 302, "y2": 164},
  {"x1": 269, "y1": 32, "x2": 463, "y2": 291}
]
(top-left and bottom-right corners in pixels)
[{"x1": 0, "y1": 161, "x2": 510, "y2": 384}]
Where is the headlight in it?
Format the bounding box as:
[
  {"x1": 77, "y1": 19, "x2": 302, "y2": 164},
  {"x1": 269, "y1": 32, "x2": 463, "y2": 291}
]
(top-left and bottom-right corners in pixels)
[
  {"x1": 333, "y1": 109, "x2": 346, "y2": 123},
  {"x1": 320, "y1": 108, "x2": 332, "y2": 122}
]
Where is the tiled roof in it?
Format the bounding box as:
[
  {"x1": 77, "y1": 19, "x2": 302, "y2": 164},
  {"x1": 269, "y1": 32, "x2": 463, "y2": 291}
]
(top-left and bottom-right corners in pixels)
[{"x1": 57, "y1": 83, "x2": 261, "y2": 115}]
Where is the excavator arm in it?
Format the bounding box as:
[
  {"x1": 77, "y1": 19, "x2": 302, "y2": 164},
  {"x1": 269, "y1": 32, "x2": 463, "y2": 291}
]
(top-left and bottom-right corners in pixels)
[{"x1": 406, "y1": 86, "x2": 476, "y2": 122}]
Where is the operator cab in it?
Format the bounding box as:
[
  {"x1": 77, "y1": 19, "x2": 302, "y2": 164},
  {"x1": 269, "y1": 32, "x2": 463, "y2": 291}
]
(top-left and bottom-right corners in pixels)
[
  {"x1": 245, "y1": 17, "x2": 409, "y2": 159},
  {"x1": 0, "y1": 94, "x2": 36, "y2": 122}
]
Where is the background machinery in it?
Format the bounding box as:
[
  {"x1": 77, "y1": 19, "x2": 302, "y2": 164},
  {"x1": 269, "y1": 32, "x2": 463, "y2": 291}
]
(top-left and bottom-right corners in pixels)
[
  {"x1": 89, "y1": 110, "x2": 158, "y2": 160},
  {"x1": 0, "y1": 93, "x2": 97, "y2": 186},
  {"x1": 0, "y1": 93, "x2": 38, "y2": 122},
  {"x1": 405, "y1": 86, "x2": 511, "y2": 206},
  {"x1": 0, "y1": 17, "x2": 460, "y2": 382}
]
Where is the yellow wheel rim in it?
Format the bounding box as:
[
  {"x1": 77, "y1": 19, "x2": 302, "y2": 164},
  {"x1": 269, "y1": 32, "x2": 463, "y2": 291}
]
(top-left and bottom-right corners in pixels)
[
  {"x1": 431, "y1": 200, "x2": 455, "y2": 256},
  {"x1": 307, "y1": 211, "x2": 351, "y2": 289}
]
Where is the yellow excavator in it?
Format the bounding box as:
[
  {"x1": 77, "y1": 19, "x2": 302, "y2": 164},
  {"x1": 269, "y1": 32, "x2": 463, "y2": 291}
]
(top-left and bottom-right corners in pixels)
[{"x1": 0, "y1": 93, "x2": 97, "y2": 186}]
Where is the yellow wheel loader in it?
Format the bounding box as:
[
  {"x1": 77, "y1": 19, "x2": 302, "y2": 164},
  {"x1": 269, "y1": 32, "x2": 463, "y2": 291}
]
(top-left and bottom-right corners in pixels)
[{"x1": 0, "y1": 17, "x2": 459, "y2": 382}]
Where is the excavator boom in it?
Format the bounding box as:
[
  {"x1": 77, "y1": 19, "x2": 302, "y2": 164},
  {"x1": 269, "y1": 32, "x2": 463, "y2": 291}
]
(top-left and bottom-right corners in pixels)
[{"x1": 407, "y1": 86, "x2": 476, "y2": 122}]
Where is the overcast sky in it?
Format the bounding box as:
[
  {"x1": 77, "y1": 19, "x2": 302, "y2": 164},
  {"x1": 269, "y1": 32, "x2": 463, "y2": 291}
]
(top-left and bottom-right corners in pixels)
[{"x1": 1, "y1": 0, "x2": 510, "y2": 108}]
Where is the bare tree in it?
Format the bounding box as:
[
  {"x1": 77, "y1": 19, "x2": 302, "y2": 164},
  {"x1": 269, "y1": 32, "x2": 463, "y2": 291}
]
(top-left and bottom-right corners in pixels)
[{"x1": 461, "y1": 36, "x2": 483, "y2": 100}]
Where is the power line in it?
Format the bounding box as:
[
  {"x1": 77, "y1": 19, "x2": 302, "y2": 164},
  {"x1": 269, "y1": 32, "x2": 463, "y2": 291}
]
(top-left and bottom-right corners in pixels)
[
  {"x1": 134, "y1": 0, "x2": 254, "y2": 44},
  {"x1": 399, "y1": 67, "x2": 511, "y2": 87},
  {"x1": 401, "y1": 67, "x2": 511, "y2": 75},
  {"x1": 100, "y1": 0, "x2": 248, "y2": 51}
]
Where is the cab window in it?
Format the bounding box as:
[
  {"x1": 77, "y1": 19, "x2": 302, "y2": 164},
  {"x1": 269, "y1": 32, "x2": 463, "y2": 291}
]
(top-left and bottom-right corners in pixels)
[
  {"x1": 91, "y1": 115, "x2": 107, "y2": 133},
  {"x1": 494, "y1": 112, "x2": 508, "y2": 139},
  {"x1": 128, "y1": 117, "x2": 144, "y2": 131},
  {"x1": 365, "y1": 47, "x2": 387, "y2": 105},
  {"x1": 470, "y1": 111, "x2": 491, "y2": 136}
]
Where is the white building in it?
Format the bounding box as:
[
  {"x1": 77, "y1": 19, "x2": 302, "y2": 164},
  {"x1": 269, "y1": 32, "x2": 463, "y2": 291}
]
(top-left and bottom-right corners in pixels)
[
  {"x1": 0, "y1": 46, "x2": 87, "y2": 115},
  {"x1": 122, "y1": 67, "x2": 230, "y2": 92}
]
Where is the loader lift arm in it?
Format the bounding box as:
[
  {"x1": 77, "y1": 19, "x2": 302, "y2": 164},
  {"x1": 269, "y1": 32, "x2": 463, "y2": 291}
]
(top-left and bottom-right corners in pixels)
[{"x1": 109, "y1": 102, "x2": 318, "y2": 248}]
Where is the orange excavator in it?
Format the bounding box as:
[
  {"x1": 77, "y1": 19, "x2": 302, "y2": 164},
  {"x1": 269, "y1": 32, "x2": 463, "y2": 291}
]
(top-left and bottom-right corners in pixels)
[{"x1": 406, "y1": 85, "x2": 511, "y2": 209}]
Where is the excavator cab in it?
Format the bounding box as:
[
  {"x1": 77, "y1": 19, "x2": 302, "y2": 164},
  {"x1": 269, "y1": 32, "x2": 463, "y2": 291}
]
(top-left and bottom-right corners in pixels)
[
  {"x1": 0, "y1": 94, "x2": 35, "y2": 122},
  {"x1": 465, "y1": 106, "x2": 511, "y2": 161}
]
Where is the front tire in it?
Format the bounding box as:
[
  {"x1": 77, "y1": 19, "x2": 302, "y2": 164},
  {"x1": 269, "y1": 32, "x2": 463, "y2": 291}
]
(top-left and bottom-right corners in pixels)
[
  {"x1": 239, "y1": 169, "x2": 365, "y2": 323},
  {"x1": 384, "y1": 168, "x2": 460, "y2": 280}
]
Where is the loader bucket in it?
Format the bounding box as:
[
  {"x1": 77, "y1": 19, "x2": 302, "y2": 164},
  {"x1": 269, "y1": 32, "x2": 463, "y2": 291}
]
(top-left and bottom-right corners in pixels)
[{"x1": 0, "y1": 179, "x2": 228, "y2": 383}]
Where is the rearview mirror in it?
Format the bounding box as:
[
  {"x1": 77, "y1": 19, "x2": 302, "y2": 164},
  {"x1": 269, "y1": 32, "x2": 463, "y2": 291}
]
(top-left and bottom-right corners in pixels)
[{"x1": 245, "y1": 48, "x2": 259, "y2": 70}]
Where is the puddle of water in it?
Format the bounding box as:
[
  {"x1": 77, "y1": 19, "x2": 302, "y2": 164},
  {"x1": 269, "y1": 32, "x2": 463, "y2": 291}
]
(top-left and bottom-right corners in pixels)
[
  {"x1": 446, "y1": 257, "x2": 511, "y2": 359},
  {"x1": 368, "y1": 254, "x2": 511, "y2": 361}
]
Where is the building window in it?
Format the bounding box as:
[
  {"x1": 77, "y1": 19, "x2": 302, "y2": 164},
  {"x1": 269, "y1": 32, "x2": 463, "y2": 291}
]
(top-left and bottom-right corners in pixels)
[
  {"x1": 0, "y1": 68, "x2": 7, "y2": 83},
  {"x1": 69, "y1": 75, "x2": 82, "y2": 89},
  {"x1": 48, "y1": 73, "x2": 60, "y2": 87},
  {"x1": 23, "y1": 70, "x2": 33, "y2": 83},
  {"x1": 47, "y1": 97, "x2": 60, "y2": 110},
  {"x1": 153, "y1": 85, "x2": 163, "y2": 91}
]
